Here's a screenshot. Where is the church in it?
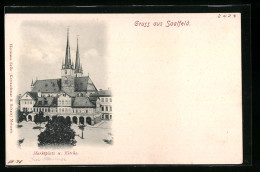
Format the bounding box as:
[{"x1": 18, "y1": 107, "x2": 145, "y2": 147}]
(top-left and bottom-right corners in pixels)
[{"x1": 19, "y1": 29, "x2": 103, "y2": 125}]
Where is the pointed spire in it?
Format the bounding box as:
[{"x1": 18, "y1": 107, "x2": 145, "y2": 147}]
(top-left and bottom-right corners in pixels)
[
  {"x1": 75, "y1": 35, "x2": 82, "y2": 74},
  {"x1": 69, "y1": 46, "x2": 71, "y2": 65},
  {"x1": 64, "y1": 27, "x2": 72, "y2": 69}
]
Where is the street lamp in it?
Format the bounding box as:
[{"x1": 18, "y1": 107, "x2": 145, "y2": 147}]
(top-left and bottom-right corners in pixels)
[{"x1": 78, "y1": 125, "x2": 85, "y2": 139}]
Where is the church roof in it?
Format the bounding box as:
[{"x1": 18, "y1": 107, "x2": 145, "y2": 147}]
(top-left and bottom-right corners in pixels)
[
  {"x1": 32, "y1": 79, "x2": 61, "y2": 93},
  {"x1": 31, "y1": 76, "x2": 97, "y2": 93},
  {"x1": 34, "y1": 97, "x2": 57, "y2": 107},
  {"x1": 72, "y1": 96, "x2": 96, "y2": 108},
  {"x1": 74, "y1": 76, "x2": 97, "y2": 92}
]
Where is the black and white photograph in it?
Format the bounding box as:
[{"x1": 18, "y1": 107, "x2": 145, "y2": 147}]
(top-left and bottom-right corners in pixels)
[{"x1": 16, "y1": 22, "x2": 113, "y2": 148}]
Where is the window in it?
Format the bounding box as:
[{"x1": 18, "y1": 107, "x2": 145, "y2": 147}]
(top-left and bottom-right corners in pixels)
[
  {"x1": 30, "y1": 101, "x2": 32, "y2": 104},
  {"x1": 102, "y1": 107, "x2": 104, "y2": 111},
  {"x1": 106, "y1": 106, "x2": 108, "y2": 111},
  {"x1": 110, "y1": 106, "x2": 112, "y2": 111},
  {"x1": 105, "y1": 98, "x2": 108, "y2": 102},
  {"x1": 86, "y1": 110, "x2": 88, "y2": 113},
  {"x1": 110, "y1": 98, "x2": 112, "y2": 102},
  {"x1": 101, "y1": 98, "x2": 104, "y2": 102},
  {"x1": 25, "y1": 101, "x2": 26, "y2": 104},
  {"x1": 65, "y1": 70, "x2": 67, "y2": 74},
  {"x1": 62, "y1": 108, "x2": 64, "y2": 112}
]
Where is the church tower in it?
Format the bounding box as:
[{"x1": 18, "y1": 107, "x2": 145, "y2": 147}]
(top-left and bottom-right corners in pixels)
[
  {"x1": 61, "y1": 28, "x2": 75, "y2": 93},
  {"x1": 74, "y1": 36, "x2": 83, "y2": 77}
]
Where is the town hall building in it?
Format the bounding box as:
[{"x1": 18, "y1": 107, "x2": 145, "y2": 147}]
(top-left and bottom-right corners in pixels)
[{"x1": 19, "y1": 29, "x2": 110, "y2": 125}]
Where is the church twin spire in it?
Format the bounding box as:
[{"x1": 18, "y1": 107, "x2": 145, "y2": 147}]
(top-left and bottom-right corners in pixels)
[
  {"x1": 62, "y1": 28, "x2": 83, "y2": 75},
  {"x1": 63, "y1": 28, "x2": 72, "y2": 69},
  {"x1": 75, "y1": 36, "x2": 83, "y2": 74}
]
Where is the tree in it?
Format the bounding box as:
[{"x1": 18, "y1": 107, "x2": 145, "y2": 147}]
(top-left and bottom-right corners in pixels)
[
  {"x1": 16, "y1": 110, "x2": 25, "y2": 128},
  {"x1": 34, "y1": 111, "x2": 46, "y2": 131},
  {"x1": 38, "y1": 116, "x2": 76, "y2": 146},
  {"x1": 78, "y1": 125, "x2": 85, "y2": 139}
]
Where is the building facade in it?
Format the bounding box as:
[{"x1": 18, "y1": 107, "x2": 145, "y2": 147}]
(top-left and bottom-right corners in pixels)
[
  {"x1": 19, "y1": 29, "x2": 110, "y2": 125},
  {"x1": 90, "y1": 89, "x2": 112, "y2": 120}
]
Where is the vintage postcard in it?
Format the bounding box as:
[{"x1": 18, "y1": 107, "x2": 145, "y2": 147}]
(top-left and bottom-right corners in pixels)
[{"x1": 5, "y1": 13, "x2": 242, "y2": 165}]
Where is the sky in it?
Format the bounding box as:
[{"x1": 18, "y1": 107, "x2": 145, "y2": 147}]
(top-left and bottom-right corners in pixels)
[{"x1": 17, "y1": 20, "x2": 108, "y2": 94}]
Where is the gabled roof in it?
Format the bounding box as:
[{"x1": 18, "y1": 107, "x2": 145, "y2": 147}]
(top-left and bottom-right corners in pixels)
[
  {"x1": 27, "y1": 92, "x2": 38, "y2": 100},
  {"x1": 72, "y1": 96, "x2": 95, "y2": 108},
  {"x1": 32, "y1": 79, "x2": 61, "y2": 93},
  {"x1": 21, "y1": 91, "x2": 38, "y2": 100},
  {"x1": 90, "y1": 90, "x2": 112, "y2": 97},
  {"x1": 59, "y1": 90, "x2": 77, "y2": 98},
  {"x1": 34, "y1": 97, "x2": 57, "y2": 107},
  {"x1": 74, "y1": 76, "x2": 97, "y2": 92}
]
